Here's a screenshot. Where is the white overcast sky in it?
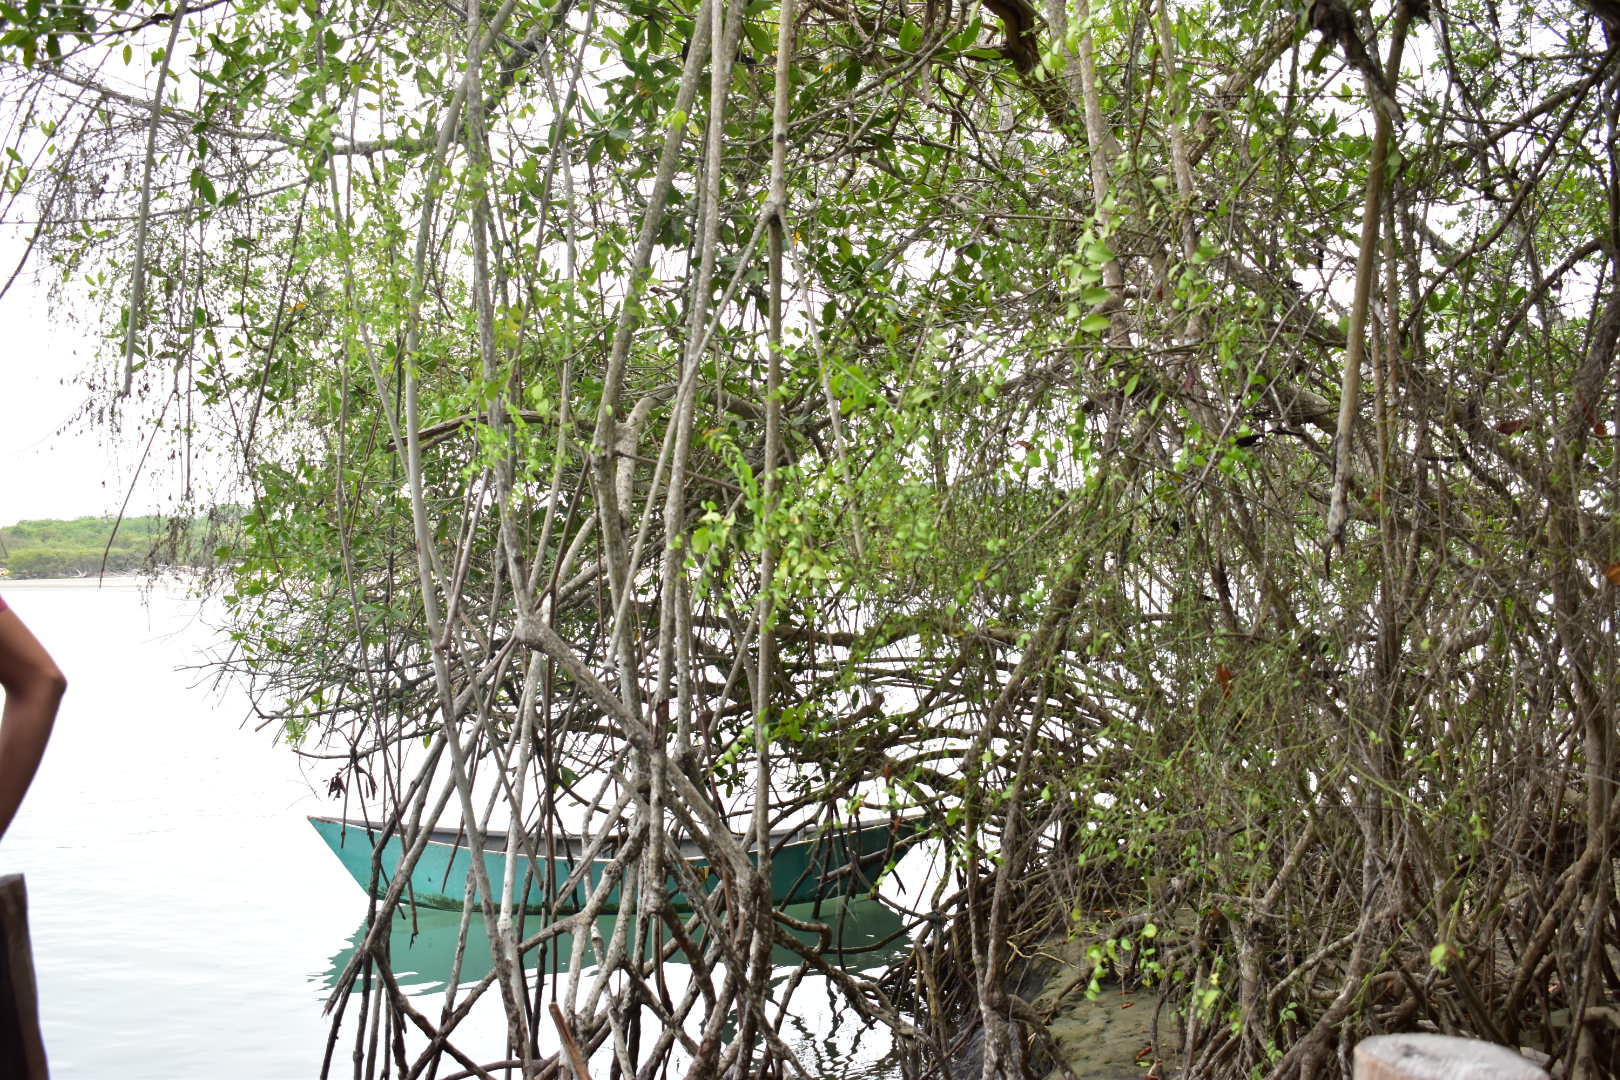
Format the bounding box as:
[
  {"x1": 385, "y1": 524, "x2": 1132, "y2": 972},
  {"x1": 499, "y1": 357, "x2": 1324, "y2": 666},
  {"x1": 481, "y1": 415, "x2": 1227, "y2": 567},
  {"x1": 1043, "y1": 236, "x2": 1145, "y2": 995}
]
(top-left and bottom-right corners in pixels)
[
  {"x1": 0, "y1": 29, "x2": 206, "y2": 530},
  {"x1": 0, "y1": 231, "x2": 172, "y2": 528}
]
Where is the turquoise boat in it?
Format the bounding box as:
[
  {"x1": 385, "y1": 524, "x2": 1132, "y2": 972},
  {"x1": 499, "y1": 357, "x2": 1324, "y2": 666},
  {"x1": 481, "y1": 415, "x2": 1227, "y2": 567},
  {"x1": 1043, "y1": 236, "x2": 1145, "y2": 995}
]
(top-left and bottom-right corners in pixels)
[{"x1": 309, "y1": 813, "x2": 921, "y2": 914}]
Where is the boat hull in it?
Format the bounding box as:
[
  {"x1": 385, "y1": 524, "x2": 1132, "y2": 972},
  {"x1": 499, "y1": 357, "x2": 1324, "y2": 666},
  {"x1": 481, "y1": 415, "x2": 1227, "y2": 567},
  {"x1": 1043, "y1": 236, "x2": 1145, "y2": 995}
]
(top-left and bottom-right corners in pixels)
[{"x1": 308, "y1": 814, "x2": 917, "y2": 914}]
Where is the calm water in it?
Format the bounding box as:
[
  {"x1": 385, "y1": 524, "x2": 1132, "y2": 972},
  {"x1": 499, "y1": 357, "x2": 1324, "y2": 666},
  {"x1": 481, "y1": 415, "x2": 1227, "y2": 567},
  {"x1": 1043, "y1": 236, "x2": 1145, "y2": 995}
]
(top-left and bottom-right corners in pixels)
[{"x1": 0, "y1": 582, "x2": 909, "y2": 1078}]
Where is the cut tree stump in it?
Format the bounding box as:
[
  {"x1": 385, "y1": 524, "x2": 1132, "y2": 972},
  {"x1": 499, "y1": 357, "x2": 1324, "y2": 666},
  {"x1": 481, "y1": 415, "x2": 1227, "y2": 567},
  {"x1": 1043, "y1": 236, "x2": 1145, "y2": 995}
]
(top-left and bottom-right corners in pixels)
[
  {"x1": 1355, "y1": 1034, "x2": 1549, "y2": 1080},
  {"x1": 0, "y1": 873, "x2": 49, "y2": 1080}
]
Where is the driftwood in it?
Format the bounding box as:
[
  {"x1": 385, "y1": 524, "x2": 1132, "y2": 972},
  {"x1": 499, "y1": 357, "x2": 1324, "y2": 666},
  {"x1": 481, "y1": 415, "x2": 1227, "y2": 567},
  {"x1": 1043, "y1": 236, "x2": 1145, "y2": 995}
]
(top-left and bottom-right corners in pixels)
[{"x1": 1355, "y1": 1034, "x2": 1548, "y2": 1080}]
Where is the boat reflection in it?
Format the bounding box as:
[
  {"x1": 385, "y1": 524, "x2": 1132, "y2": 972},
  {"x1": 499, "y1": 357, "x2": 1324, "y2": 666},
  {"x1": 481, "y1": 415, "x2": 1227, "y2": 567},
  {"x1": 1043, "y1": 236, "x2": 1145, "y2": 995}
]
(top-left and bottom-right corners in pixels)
[{"x1": 322, "y1": 897, "x2": 909, "y2": 996}]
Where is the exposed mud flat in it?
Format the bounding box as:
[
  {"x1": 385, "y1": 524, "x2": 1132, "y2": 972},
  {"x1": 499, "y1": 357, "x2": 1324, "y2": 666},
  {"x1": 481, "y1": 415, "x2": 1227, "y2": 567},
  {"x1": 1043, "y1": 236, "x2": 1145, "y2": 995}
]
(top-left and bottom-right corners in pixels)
[
  {"x1": 947, "y1": 939, "x2": 1183, "y2": 1080},
  {"x1": 1027, "y1": 940, "x2": 1182, "y2": 1080}
]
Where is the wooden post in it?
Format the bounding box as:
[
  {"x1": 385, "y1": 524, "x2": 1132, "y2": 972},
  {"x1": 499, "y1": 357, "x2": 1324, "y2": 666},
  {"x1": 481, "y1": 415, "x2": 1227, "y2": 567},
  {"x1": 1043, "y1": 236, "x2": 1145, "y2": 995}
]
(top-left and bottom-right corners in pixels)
[
  {"x1": 1355, "y1": 1034, "x2": 1548, "y2": 1080},
  {"x1": 0, "y1": 873, "x2": 49, "y2": 1080}
]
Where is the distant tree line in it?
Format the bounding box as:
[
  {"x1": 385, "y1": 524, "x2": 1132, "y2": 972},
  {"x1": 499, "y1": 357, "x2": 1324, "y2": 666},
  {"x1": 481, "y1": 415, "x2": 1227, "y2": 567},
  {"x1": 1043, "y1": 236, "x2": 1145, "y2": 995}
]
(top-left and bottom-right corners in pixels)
[{"x1": 0, "y1": 514, "x2": 236, "y2": 578}]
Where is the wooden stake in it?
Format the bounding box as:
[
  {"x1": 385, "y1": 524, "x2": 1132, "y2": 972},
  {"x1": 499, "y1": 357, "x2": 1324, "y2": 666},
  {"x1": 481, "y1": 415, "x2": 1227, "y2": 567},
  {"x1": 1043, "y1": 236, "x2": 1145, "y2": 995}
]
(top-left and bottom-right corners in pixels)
[{"x1": 0, "y1": 874, "x2": 48, "y2": 1080}]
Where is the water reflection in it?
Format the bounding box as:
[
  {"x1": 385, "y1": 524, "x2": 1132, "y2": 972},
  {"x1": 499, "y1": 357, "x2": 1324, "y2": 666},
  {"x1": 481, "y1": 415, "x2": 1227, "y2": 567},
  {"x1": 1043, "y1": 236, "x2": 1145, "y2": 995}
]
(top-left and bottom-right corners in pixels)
[{"x1": 324, "y1": 896, "x2": 909, "y2": 996}]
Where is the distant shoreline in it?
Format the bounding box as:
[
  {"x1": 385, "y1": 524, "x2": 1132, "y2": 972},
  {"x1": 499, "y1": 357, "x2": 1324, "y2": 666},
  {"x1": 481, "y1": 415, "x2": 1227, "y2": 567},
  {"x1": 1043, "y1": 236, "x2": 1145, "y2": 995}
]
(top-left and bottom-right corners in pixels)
[
  {"x1": 0, "y1": 573, "x2": 201, "y2": 592},
  {"x1": 0, "y1": 513, "x2": 231, "y2": 580},
  {"x1": 0, "y1": 576, "x2": 148, "y2": 589}
]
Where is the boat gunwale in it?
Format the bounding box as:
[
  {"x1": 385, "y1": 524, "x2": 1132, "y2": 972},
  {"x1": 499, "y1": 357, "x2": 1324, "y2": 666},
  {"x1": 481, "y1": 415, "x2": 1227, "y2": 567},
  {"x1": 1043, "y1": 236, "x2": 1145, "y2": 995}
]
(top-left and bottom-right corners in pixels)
[{"x1": 308, "y1": 812, "x2": 927, "y2": 864}]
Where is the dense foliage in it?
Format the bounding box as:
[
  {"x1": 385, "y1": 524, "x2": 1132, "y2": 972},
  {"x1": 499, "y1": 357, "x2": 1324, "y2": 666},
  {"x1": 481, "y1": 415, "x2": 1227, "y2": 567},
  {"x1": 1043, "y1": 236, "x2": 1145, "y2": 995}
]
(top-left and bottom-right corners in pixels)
[
  {"x1": 0, "y1": 514, "x2": 225, "y2": 576},
  {"x1": 3, "y1": 0, "x2": 1618, "y2": 1076}
]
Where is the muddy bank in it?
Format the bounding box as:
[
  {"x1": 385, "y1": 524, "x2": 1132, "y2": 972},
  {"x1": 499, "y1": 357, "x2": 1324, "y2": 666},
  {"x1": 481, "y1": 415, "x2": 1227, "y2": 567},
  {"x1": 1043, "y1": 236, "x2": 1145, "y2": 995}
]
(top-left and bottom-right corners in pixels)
[
  {"x1": 949, "y1": 938, "x2": 1181, "y2": 1079},
  {"x1": 1031, "y1": 938, "x2": 1180, "y2": 1080}
]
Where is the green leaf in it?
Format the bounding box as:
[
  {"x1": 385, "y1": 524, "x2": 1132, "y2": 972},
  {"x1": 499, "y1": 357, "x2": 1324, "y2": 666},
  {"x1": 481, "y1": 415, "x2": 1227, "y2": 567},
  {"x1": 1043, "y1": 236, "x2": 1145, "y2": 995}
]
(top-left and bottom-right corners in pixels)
[{"x1": 190, "y1": 167, "x2": 217, "y2": 204}]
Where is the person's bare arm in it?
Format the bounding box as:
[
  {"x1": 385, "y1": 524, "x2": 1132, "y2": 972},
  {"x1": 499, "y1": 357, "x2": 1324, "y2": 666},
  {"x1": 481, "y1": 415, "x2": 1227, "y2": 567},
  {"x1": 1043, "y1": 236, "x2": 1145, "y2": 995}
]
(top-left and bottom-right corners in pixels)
[{"x1": 0, "y1": 605, "x2": 66, "y2": 841}]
